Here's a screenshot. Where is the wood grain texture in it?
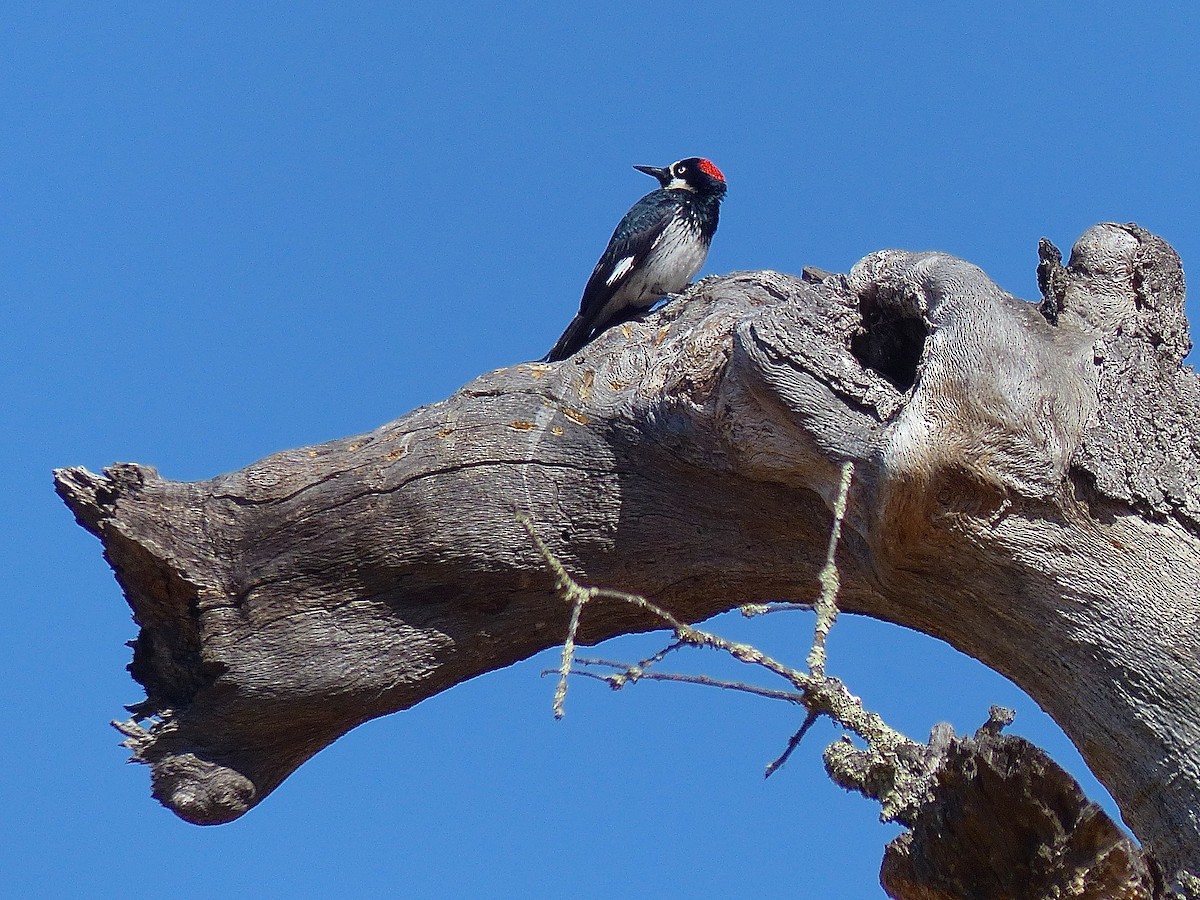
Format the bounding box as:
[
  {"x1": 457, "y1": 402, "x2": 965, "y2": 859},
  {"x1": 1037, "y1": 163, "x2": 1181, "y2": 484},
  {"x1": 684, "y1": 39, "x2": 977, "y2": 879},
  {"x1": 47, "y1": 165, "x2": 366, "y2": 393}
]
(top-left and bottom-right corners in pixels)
[
  {"x1": 56, "y1": 223, "x2": 1200, "y2": 891},
  {"x1": 877, "y1": 726, "x2": 1160, "y2": 899}
]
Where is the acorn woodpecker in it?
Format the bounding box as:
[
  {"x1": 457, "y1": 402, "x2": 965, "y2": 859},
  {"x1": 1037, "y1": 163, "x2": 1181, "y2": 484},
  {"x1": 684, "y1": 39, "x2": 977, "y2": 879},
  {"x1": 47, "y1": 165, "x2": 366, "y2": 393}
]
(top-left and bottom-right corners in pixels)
[{"x1": 544, "y1": 157, "x2": 727, "y2": 362}]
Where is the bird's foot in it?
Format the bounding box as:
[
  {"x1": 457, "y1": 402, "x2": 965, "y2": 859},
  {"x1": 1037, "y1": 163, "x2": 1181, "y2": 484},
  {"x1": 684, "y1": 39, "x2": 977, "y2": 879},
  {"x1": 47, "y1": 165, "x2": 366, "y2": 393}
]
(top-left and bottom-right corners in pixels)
[{"x1": 648, "y1": 291, "x2": 685, "y2": 312}]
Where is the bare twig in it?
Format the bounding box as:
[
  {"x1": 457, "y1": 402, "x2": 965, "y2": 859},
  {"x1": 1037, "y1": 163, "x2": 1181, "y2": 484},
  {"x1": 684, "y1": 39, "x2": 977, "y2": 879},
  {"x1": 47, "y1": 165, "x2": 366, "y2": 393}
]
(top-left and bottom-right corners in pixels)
[
  {"x1": 740, "y1": 601, "x2": 815, "y2": 617},
  {"x1": 515, "y1": 508, "x2": 1028, "y2": 857},
  {"x1": 765, "y1": 710, "x2": 819, "y2": 778},
  {"x1": 568, "y1": 659, "x2": 808, "y2": 704},
  {"x1": 518, "y1": 506, "x2": 912, "y2": 762},
  {"x1": 636, "y1": 639, "x2": 689, "y2": 671}
]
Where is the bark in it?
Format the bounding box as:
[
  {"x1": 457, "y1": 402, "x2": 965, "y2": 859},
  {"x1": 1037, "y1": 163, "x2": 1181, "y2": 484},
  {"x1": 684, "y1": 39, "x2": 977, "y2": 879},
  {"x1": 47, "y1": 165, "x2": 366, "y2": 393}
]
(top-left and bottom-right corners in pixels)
[
  {"x1": 873, "y1": 718, "x2": 1162, "y2": 899},
  {"x1": 55, "y1": 223, "x2": 1200, "y2": 891}
]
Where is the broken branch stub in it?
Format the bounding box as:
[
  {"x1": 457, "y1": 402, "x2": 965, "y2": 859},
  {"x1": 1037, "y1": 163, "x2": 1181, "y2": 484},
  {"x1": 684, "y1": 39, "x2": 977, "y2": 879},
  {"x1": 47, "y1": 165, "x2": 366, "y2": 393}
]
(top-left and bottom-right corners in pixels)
[{"x1": 56, "y1": 224, "x2": 1200, "y2": 888}]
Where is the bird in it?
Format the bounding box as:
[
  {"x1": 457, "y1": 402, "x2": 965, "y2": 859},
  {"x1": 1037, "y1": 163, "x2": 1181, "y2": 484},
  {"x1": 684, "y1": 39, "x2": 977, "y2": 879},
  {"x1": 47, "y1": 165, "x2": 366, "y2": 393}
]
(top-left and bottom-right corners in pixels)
[{"x1": 544, "y1": 157, "x2": 726, "y2": 362}]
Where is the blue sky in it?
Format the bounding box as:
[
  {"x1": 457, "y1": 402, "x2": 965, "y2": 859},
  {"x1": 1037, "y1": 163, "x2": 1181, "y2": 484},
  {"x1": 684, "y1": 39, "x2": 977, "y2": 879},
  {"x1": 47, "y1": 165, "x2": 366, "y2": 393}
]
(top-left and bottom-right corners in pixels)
[{"x1": 4, "y1": 4, "x2": 1197, "y2": 897}]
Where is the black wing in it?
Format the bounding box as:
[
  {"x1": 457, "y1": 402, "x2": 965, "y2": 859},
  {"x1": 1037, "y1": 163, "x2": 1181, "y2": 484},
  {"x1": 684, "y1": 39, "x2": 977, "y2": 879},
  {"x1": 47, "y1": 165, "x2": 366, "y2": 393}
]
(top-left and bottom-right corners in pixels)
[{"x1": 544, "y1": 190, "x2": 682, "y2": 362}]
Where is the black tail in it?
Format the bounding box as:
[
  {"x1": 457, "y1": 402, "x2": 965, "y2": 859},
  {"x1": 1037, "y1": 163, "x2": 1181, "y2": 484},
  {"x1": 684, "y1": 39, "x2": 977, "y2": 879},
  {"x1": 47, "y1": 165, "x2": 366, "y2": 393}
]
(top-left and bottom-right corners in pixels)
[
  {"x1": 543, "y1": 313, "x2": 593, "y2": 362},
  {"x1": 543, "y1": 302, "x2": 658, "y2": 362}
]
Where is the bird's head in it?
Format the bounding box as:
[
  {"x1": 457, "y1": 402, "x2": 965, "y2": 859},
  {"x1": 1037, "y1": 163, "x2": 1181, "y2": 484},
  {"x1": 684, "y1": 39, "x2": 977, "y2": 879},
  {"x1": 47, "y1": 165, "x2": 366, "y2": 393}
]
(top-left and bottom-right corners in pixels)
[{"x1": 634, "y1": 158, "x2": 726, "y2": 197}]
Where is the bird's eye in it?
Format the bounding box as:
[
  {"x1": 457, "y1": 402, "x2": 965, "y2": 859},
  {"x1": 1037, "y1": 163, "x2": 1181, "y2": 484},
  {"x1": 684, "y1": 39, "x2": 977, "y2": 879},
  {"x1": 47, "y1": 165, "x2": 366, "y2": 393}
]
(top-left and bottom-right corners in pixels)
[{"x1": 676, "y1": 165, "x2": 686, "y2": 175}]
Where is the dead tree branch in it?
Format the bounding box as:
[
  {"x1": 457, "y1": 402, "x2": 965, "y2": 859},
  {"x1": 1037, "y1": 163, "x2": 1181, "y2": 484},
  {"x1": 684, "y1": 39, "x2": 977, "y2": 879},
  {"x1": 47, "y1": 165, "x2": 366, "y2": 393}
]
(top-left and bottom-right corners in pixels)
[{"x1": 55, "y1": 223, "x2": 1200, "y2": 890}]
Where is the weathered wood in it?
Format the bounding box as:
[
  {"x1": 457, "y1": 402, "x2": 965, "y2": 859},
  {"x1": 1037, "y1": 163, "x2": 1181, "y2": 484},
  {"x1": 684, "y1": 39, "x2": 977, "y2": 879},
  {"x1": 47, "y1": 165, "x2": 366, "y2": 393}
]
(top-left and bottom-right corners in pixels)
[
  {"x1": 874, "y1": 721, "x2": 1162, "y2": 899},
  {"x1": 55, "y1": 222, "x2": 1200, "y2": 890}
]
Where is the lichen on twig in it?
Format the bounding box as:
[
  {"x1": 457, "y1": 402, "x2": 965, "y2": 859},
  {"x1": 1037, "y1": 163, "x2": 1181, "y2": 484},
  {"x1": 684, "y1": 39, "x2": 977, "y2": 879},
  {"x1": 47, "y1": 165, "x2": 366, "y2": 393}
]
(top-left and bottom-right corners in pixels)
[
  {"x1": 807, "y1": 460, "x2": 855, "y2": 675},
  {"x1": 517, "y1": 463, "x2": 922, "y2": 794},
  {"x1": 517, "y1": 511, "x2": 593, "y2": 719}
]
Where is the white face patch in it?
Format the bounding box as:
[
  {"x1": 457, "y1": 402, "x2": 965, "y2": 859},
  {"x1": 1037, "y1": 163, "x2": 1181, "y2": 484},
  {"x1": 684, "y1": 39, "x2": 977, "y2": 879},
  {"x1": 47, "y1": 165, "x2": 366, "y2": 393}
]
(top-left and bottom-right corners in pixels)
[
  {"x1": 665, "y1": 176, "x2": 696, "y2": 192},
  {"x1": 606, "y1": 255, "x2": 636, "y2": 286}
]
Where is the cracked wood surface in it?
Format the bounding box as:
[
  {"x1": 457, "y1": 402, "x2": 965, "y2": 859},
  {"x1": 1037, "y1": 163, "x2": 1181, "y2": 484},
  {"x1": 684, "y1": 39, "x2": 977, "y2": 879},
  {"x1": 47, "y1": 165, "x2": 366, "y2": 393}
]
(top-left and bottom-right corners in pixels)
[{"x1": 56, "y1": 222, "x2": 1200, "y2": 890}]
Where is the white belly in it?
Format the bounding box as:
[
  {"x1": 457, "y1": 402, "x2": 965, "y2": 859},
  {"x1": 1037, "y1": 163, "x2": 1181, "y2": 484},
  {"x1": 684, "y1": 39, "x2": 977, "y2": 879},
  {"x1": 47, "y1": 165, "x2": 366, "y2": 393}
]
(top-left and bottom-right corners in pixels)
[{"x1": 620, "y1": 219, "x2": 709, "y2": 309}]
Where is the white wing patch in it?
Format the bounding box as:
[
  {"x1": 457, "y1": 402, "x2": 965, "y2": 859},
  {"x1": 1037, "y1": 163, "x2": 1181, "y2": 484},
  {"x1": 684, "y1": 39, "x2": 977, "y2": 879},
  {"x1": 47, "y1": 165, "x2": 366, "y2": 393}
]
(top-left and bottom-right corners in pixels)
[{"x1": 605, "y1": 255, "x2": 637, "y2": 286}]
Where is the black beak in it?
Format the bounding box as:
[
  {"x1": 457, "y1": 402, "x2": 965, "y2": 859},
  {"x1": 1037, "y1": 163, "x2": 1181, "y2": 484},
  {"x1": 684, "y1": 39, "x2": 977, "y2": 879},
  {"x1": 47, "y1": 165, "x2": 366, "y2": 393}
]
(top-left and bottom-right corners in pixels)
[{"x1": 633, "y1": 164, "x2": 671, "y2": 186}]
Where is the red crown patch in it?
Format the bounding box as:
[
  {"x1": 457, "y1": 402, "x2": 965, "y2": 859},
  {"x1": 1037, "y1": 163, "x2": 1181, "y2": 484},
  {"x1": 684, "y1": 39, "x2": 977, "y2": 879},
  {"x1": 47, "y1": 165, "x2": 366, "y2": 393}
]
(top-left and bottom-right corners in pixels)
[{"x1": 698, "y1": 159, "x2": 725, "y2": 182}]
